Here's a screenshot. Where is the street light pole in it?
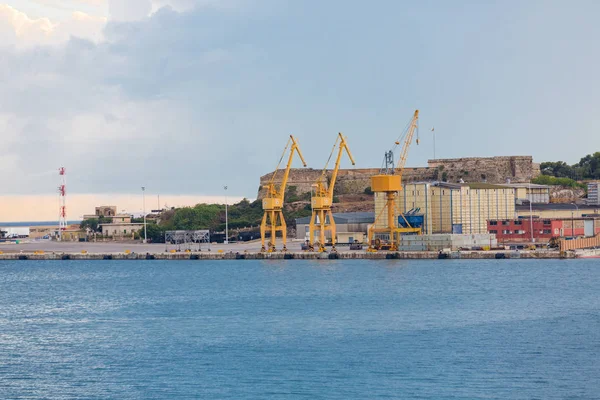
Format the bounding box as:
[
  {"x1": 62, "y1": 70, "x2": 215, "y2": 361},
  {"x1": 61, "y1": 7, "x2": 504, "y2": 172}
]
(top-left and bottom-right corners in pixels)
[
  {"x1": 570, "y1": 203, "x2": 579, "y2": 238},
  {"x1": 142, "y1": 186, "x2": 147, "y2": 243},
  {"x1": 224, "y1": 185, "x2": 228, "y2": 244}
]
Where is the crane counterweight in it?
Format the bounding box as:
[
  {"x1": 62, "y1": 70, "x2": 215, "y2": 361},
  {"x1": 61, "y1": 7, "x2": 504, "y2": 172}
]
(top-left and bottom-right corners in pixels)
[{"x1": 368, "y1": 110, "x2": 421, "y2": 251}]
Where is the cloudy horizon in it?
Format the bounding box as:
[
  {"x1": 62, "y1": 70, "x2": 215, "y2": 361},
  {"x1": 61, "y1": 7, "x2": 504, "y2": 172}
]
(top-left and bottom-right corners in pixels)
[{"x1": 1, "y1": 0, "x2": 599, "y2": 221}]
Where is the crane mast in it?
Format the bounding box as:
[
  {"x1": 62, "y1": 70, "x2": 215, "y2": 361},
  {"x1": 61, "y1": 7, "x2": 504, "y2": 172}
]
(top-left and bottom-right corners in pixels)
[
  {"x1": 368, "y1": 110, "x2": 421, "y2": 251},
  {"x1": 308, "y1": 132, "x2": 355, "y2": 252},
  {"x1": 261, "y1": 135, "x2": 307, "y2": 252}
]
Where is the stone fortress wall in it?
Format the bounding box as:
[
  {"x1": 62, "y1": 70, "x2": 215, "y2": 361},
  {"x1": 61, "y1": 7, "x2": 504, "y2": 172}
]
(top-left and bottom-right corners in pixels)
[{"x1": 258, "y1": 156, "x2": 540, "y2": 199}]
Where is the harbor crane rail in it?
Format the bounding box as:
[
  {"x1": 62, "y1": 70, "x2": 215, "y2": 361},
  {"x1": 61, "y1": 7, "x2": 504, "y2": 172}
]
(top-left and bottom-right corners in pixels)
[
  {"x1": 368, "y1": 110, "x2": 421, "y2": 251},
  {"x1": 308, "y1": 132, "x2": 355, "y2": 252},
  {"x1": 261, "y1": 135, "x2": 307, "y2": 252}
]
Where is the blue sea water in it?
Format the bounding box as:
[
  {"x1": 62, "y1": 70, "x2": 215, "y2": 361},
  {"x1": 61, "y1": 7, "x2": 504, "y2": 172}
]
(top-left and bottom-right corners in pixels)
[{"x1": 0, "y1": 259, "x2": 599, "y2": 399}]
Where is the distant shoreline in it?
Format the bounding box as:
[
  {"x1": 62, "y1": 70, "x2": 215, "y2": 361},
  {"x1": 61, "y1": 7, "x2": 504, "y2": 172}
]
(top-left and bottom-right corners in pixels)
[{"x1": 0, "y1": 221, "x2": 81, "y2": 227}]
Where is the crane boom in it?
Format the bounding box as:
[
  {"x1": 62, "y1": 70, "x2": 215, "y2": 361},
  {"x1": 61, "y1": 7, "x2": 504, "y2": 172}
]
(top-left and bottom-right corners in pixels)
[
  {"x1": 395, "y1": 110, "x2": 419, "y2": 179},
  {"x1": 328, "y1": 133, "x2": 355, "y2": 198},
  {"x1": 278, "y1": 135, "x2": 307, "y2": 199}
]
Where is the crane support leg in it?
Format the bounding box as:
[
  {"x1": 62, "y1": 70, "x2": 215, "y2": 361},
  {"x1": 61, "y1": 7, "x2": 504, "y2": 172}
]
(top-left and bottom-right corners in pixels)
[
  {"x1": 270, "y1": 210, "x2": 277, "y2": 252},
  {"x1": 319, "y1": 209, "x2": 326, "y2": 251},
  {"x1": 387, "y1": 192, "x2": 397, "y2": 250},
  {"x1": 260, "y1": 213, "x2": 268, "y2": 252},
  {"x1": 327, "y1": 209, "x2": 336, "y2": 250},
  {"x1": 279, "y1": 212, "x2": 288, "y2": 251},
  {"x1": 308, "y1": 212, "x2": 316, "y2": 251}
]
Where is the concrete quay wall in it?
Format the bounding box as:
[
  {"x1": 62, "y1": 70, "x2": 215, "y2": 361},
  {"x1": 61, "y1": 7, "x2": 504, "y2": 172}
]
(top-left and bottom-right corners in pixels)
[{"x1": 0, "y1": 250, "x2": 572, "y2": 261}]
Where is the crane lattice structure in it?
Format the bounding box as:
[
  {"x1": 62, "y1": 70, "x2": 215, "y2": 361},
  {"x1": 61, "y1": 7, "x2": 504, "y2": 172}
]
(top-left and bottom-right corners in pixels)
[
  {"x1": 165, "y1": 230, "x2": 210, "y2": 252},
  {"x1": 368, "y1": 110, "x2": 421, "y2": 251},
  {"x1": 261, "y1": 135, "x2": 307, "y2": 252},
  {"x1": 308, "y1": 132, "x2": 355, "y2": 252}
]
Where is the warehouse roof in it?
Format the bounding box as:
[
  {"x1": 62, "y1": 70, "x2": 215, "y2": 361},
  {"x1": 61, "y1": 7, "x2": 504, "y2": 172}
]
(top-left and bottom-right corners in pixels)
[
  {"x1": 463, "y1": 183, "x2": 511, "y2": 189},
  {"x1": 516, "y1": 203, "x2": 600, "y2": 211},
  {"x1": 295, "y1": 212, "x2": 375, "y2": 225},
  {"x1": 503, "y1": 183, "x2": 551, "y2": 189}
]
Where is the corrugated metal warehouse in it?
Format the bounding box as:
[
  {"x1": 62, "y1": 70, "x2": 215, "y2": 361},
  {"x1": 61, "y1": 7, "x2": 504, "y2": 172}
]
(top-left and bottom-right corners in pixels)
[
  {"x1": 295, "y1": 212, "x2": 374, "y2": 242},
  {"x1": 375, "y1": 182, "x2": 516, "y2": 235}
]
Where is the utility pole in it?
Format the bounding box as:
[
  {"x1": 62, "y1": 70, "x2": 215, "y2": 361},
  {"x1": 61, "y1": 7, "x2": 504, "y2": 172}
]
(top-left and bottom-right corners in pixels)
[
  {"x1": 142, "y1": 186, "x2": 147, "y2": 243},
  {"x1": 224, "y1": 185, "x2": 229, "y2": 244},
  {"x1": 529, "y1": 180, "x2": 534, "y2": 244},
  {"x1": 431, "y1": 127, "x2": 436, "y2": 160},
  {"x1": 58, "y1": 167, "x2": 67, "y2": 241},
  {"x1": 570, "y1": 203, "x2": 579, "y2": 238}
]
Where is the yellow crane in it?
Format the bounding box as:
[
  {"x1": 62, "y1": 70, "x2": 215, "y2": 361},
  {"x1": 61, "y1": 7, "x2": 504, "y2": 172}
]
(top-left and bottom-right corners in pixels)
[
  {"x1": 261, "y1": 135, "x2": 307, "y2": 252},
  {"x1": 368, "y1": 110, "x2": 421, "y2": 251},
  {"x1": 308, "y1": 132, "x2": 355, "y2": 252}
]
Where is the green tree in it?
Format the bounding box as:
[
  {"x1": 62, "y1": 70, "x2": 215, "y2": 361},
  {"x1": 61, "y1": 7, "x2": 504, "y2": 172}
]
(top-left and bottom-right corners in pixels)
[
  {"x1": 80, "y1": 218, "x2": 99, "y2": 232},
  {"x1": 141, "y1": 223, "x2": 167, "y2": 243},
  {"x1": 532, "y1": 175, "x2": 586, "y2": 189},
  {"x1": 540, "y1": 153, "x2": 600, "y2": 180}
]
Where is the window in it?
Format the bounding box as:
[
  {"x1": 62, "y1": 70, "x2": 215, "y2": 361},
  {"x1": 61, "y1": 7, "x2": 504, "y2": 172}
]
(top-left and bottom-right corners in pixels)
[
  {"x1": 543, "y1": 220, "x2": 551, "y2": 225},
  {"x1": 514, "y1": 220, "x2": 523, "y2": 225},
  {"x1": 543, "y1": 229, "x2": 551, "y2": 234},
  {"x1": 490, "y1": 230, "x2": 498, "y2": 234},
  {"x1": 503, "y1": 230, "x2": 511, "y2": 234},
  {"x1": 490, "y1": 221, "x2": 498, "y2": 226},
  {"x1": 502, "y1": 221, "x2": 510, "y2": 226}
]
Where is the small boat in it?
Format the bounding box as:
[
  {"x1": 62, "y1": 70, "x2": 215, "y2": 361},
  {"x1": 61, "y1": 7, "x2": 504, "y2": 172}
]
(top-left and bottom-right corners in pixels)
[{"x1": 574, "y1": 248, "x2": 600, "y2": 258}]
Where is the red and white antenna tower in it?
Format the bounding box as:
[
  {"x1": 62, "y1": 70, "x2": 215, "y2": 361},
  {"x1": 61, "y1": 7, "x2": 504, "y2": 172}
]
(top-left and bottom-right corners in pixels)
[{"x1": 58, "y1": 167, "x2": 67, "y2": 238}]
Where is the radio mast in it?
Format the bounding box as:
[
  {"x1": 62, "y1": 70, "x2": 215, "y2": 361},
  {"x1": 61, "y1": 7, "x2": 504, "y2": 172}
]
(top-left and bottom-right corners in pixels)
[{"x1": 58, "y1": 167, "x2": 67, "y2": 240}]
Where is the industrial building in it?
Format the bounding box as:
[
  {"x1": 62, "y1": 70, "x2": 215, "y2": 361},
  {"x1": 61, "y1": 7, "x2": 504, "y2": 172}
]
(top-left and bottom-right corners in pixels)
[
  {"x1": 503, "y1": 183, "x2": 551, "y2": 204},
  {"x1": 375, "y1": 182, "x2": 516, "y2": 235},
  {"x1": 588, "y1": 182, "x2": 600, "y2": 205},
  {"x1": 515, "y1": 203, "x2": 600, "y2": 219},
  {"x1": 295, "y1": 212, "x2": 374, "y2": 243},
  {"x1": 488, "y1": 216, "x2": 600, "y2": 244}
]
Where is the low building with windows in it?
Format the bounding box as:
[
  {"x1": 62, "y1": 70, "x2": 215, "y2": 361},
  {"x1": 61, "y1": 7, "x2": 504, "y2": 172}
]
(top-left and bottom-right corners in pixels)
[
  {"x1": 488, "y1": 216, "x2": 600, "y2": 244},
  {"x1": 83, "y1": 206, "x2": 118, "y2": 220},
  {"x1": 588, "y1": 182, "x2": 600, "y2": 205},
  {"x1": 100, "y1": 223, "x2": 145, "y2": 238},
  {"x1": 503, "y1": 183, "x2": 551, "y2": 204}
]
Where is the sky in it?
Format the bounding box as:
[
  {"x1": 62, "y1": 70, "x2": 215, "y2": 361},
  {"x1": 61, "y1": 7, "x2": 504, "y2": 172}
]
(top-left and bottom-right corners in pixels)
[{"x1": 0, "y1": 0, "x2": 599, "y2": 221}]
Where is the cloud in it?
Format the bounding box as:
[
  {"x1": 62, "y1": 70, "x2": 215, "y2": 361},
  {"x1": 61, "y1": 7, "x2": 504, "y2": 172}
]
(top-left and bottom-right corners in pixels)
[
  {"x1": 0, "y1": 1, "x2": 272, "y2": 206},
  {"x1": 0, "y1": 4, "x2": 106, "y2": 46},
  {"x1": 108, "y1": 0, "x2": 151, "y2": 21}
]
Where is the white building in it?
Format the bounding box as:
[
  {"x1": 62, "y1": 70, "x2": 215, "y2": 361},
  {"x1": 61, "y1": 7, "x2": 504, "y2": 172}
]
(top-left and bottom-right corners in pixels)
[{"x1": 588, "y1": 182, "x2": 600, "y2": 205}]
